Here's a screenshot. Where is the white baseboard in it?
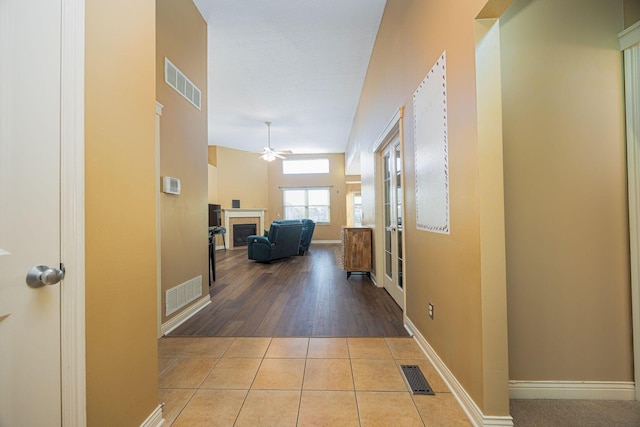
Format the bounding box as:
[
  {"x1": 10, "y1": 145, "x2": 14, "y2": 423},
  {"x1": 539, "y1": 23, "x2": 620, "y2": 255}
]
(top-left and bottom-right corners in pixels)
[
  {"x1": 404, "y1": 317, "x2": 514, "y2": 427},
  {"x1": 369, "y1": 272, "x2": 381, "y2": 287},
  {"x1": 509, "y1": 380, "x2": 635, "y2": 400},
  {"x1": 140, "y1": 404, "x2": 164, "y2": 427},
  {"x1": 161, "y1": 295, "x2": 211, "y2": 336}
]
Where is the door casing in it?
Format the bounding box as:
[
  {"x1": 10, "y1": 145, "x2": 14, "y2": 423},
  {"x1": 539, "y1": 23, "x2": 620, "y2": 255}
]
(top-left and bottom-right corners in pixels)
[
  {"x1": 372, "y1": 107, "x2": 407, "y2": 313},
  {"x1": 60, "y1": 0, "x2": 87, "y2": 423}
]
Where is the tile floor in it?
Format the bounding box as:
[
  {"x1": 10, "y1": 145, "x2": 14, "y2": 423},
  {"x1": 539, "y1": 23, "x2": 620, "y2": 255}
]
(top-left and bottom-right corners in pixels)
[{"x1": 158, "y1": 336, "x2": 472, "y2": 426}]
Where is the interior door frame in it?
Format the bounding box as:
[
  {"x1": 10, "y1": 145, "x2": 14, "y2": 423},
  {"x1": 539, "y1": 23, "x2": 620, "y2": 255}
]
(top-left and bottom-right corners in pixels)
[
  {"x1": 60, "y1": 0, "x2": 86, "y2": 423},
  {"x1": 620, "y1": 21, "x2": 640, "y2": 401},
  {"x1": 371, "y1": 107, "x2": 407, "y2": 312}
]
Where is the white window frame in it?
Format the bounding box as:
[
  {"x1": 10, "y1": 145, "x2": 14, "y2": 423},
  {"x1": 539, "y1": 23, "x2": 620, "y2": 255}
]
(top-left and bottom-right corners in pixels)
[
  {"x1": 282, "y1": 158, "x2": 330, "y2": 174},
  {"x1": 282, "y1": 187, "x2": 331, "y2": 224}
]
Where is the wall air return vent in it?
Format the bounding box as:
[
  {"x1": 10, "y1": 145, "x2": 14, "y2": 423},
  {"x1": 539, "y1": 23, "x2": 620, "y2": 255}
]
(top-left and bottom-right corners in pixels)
[
  {"x1": 166, "y1": 276, "x2": 203, "y2": 316},
  {"x1": 164, "y1": 58, "x2": 201, "y2": 110}
]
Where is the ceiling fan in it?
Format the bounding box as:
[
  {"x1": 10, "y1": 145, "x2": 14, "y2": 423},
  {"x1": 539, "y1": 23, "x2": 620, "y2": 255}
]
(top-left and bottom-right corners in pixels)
[{"x1": 260, "y1": 121, "x2": 287, "y2": 162}]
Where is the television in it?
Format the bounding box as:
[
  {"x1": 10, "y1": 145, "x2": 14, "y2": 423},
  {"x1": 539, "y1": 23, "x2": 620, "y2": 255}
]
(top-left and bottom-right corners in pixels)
[{"x1": 208, "y1": 204, "x2": 222, "y2": 228}]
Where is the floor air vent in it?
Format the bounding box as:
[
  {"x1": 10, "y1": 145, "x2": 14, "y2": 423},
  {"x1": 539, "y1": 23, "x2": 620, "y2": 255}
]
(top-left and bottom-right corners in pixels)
[{"x1": 401, "y1": 365, "x2": 435, "y2": 395}]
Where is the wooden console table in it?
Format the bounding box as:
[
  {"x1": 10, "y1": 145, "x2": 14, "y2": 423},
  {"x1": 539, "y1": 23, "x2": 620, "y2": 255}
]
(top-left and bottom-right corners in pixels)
[{"x1": 341, "y1": 226, "x2": 372, "y2": 279}]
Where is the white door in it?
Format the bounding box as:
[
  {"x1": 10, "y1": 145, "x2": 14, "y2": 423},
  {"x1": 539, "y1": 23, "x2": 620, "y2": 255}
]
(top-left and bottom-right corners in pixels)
[
  {"x1": 381, "y1": 138, "x2": 405, "y2": 308},
  {"x1": 0, "y1": 0, "x2": 64, "y2": 425}
]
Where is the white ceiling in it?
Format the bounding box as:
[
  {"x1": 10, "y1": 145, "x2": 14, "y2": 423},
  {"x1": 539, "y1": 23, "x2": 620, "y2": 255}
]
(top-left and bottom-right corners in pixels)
[{"x1": 192, "y1": 0, "x2": 386, "y2": 155}]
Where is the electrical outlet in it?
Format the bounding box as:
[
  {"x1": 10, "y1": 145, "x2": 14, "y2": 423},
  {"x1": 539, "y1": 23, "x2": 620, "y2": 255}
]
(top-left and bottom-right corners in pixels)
[{"x1": 428, "y1": 302, "x2": 434, "y2": 319}]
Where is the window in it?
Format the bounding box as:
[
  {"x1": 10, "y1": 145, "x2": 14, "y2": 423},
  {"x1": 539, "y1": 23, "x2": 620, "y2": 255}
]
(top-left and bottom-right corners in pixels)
[
  {"x1": 353, "y1": 192, "x2": 363, "y2": 226},
  {"x1": 282, "y1": 158, "x2": 329, "y2": 174},
  {"x1": 283, "y1": 188, "x2": 330, "y2": 223}
]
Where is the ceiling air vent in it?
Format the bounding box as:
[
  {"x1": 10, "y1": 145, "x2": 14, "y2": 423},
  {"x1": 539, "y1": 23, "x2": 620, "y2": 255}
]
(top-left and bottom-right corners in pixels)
[{"x1": 164, "y1": 58, "x2": 201, "y2": 110}]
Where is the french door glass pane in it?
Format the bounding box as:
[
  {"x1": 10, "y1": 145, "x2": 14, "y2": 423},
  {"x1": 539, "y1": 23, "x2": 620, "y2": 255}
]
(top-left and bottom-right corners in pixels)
[
  {"x1": 395, "y1": 143, "x2": 403, "y2": 289},
  {"x1": 384, "y1": 151, "x2": 392, "y2": 278}
]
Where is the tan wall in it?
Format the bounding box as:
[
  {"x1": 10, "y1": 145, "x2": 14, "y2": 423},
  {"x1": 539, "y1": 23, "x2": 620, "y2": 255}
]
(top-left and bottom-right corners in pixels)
[
  {"x1": 501, "y1": 0, "x2": 632, "y2": 381},
  {"x1": 208, "y1": 164, "x2": 224, "y2": 246},
  {"x1": 268, "y1": 153, "x2": 347, "y2": 241},
  {"x1": 349, "y1": 0, "x2": 497, "y2": 411},
  {"x1": 475, "y1": 17, "x2": 510, "y2": 413},
  {"x1": 85, "y1": 0, "x2": 158, "y2": 424},
  {"x1": 156, "y1": 0, "x2": 209, "y2": 322},
  {"x1": 624, "y1": 0, "x2": 640, "y2": 28},
  {"x1": 215, "y1": 146, "x2": 269, "y2": 211},
  {"x1": 208, "y1": 164, "x2": 219, "y2": 203},
  {"x1": 208, "y1": 145, "x2": 218, "y2": 166}
]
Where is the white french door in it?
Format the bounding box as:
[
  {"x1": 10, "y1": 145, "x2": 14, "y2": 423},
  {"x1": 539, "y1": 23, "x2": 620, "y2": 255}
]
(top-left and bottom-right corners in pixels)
[{"x1": 381, "y1": 138, "x2": 405, "y2": 308}]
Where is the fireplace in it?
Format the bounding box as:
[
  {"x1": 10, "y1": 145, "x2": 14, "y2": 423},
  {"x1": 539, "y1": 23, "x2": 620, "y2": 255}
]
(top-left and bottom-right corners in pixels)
[
  {"x1": 233, "y1": 223, "x2": 257, "y2": 247},
  {"x1": 223, "y1": 208, "x2": 266, "y2": 250}
]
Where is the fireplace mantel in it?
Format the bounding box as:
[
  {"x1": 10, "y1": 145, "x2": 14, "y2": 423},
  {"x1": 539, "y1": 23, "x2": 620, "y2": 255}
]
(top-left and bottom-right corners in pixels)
[{"x1": 222, "y1": 208, "x2": 266, "y2": 249}]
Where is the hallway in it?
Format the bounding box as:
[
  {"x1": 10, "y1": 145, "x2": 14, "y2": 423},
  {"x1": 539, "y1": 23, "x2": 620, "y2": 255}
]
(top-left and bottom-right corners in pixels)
[
  {"x1": 158, "y1": 246, "x2": 469, "y2": 425},
  {"x1": 158, "y1": 336, "x2": 470, "y2": 426},
  {"x1": 170, "y1": 245, "x2": 408, "y2": 337}
]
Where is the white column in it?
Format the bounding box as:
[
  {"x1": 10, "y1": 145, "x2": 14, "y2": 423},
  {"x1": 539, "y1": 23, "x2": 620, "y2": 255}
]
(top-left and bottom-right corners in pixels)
[{"x1": 620, "y1": 21, "x2": 640, "y2": 401}]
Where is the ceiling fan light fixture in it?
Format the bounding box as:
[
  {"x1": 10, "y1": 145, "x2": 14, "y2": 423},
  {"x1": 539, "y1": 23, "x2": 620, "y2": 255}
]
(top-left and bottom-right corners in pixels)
[{"x1": 260, "y1": 121, "x2": 286, "y2": 162}]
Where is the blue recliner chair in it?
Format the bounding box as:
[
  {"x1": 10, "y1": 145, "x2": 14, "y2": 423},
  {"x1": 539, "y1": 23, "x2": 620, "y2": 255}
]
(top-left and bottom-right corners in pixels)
[
  {"x1": 272, "y1": 219, "x2": 315, "y2": 255},
  {"x1": 298, "y1": 219, "x2": 315, "y2": 255},
  {"x1": 247, "y1": 221, "x2": 304, "y2": 263}
]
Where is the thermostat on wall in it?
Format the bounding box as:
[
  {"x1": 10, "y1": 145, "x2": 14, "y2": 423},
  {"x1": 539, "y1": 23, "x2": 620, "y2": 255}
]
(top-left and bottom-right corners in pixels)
[{"x1": 162, "y1": 176, "x2": 181, "y2": 195}]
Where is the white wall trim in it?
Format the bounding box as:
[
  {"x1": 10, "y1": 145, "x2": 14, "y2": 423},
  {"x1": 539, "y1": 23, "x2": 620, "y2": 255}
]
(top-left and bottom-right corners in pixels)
[
  {"x1": 155, "y1": 102, "x2": 163, "y2": 339},
  {"x1": 405, "y1": 317, "x2": 514, "y2": 427},
  {"x1": 619, "y1": 21, "x2": 640, "y2": 50},
  {"x1": 509, "y1": 381, "x2": 636, "y2": 400},
  {"x1": 620, "y1": 24, "x2": 640, "y2": 402},
  {"x1": 60, "y1": 0, "x2": 86, "y2": 425},
  {"x1": 139, "y1": 404, "x2": 164, "y2": 427},
  {"x1": 161, "y1": 295, "x2": 211, "y2": 336},
  {"x1": 370, "y1": 107, "x2": 403, "y2": 153},
  {"x1": 368, "y1": 271, "x2": 383, "y2": 288}
]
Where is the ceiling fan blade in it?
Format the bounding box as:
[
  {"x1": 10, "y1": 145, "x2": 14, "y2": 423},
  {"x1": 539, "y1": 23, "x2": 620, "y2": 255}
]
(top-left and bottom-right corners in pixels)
[{"x1": 274, "y1": 153, "x2": 286, "y2": 159}]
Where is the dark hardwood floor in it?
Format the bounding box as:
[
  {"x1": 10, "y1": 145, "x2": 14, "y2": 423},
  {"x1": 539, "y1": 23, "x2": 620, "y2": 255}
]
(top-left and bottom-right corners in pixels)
[{"x1": 170, "y1": 244, "x2": 408, "y2": 337}]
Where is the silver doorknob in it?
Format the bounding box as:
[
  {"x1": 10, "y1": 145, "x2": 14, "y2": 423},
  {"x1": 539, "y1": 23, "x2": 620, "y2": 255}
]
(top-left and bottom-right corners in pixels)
[{"x1": 26, "y1": 265, "x2": 65, "y2": 288}]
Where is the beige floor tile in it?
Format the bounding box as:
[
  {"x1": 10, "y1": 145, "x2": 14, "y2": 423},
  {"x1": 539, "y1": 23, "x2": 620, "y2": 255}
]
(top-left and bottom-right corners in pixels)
[
  {"x1": 201, "y1": 358, "x2": 262, "y2": 389},
  {"x1": 351, "y1": 359, "x2": 408, "y2": 391},
  {"x1": 385, "y1": 338, "x2": 427, "y2": 359},
  {"x1": 347, "y1": 338, "x2": 393, "y2": 359},
  {"x1": 159, "y1": 357, "x2": 218, "y2": 389},
  {"x1": 158, "y1": 388, "x2": 195, "y2": 426},
  {"x1": 158, "y1": 357, "x2": 176, "y2": 376},
  {"x1": 224, "y1": 337, "x2": 271, "y2": 358},
  {"x1": 158, "y1": 337, "x2": 192, "y2": 358},
  {"x1": 252, "y1": 358, "x2": 306, "y2": 390},
  {"x1": 395, "y1": 359, "x2": 450, "y2": 393},
  {"x1": 298, "y1": 391, "x2": 359, "y2": 427},
  {"x1": 303, "y1": 358, "x2": 354, "y2": 390},
  {"x1": 413, "y1": 393, "x2": 471, "y2": 426},
  {"x1": 172, "y1": 389, "x2": 247, "y2": 427},
  {"x1": 307, "y1": 338, "x2": 349, "y2": 358},
  {"x1": 265, "y1": 337, "x2": 309, "y2": 358},
  {"x1": 357, "y1": 391, "x2": 424, "y2": 427},
  {"x1": 235, "y1": 390, "x2": 300, "y2": 427},
  {"x1": 181, "y1": 337, "x2": 235, "y2": 357}
]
